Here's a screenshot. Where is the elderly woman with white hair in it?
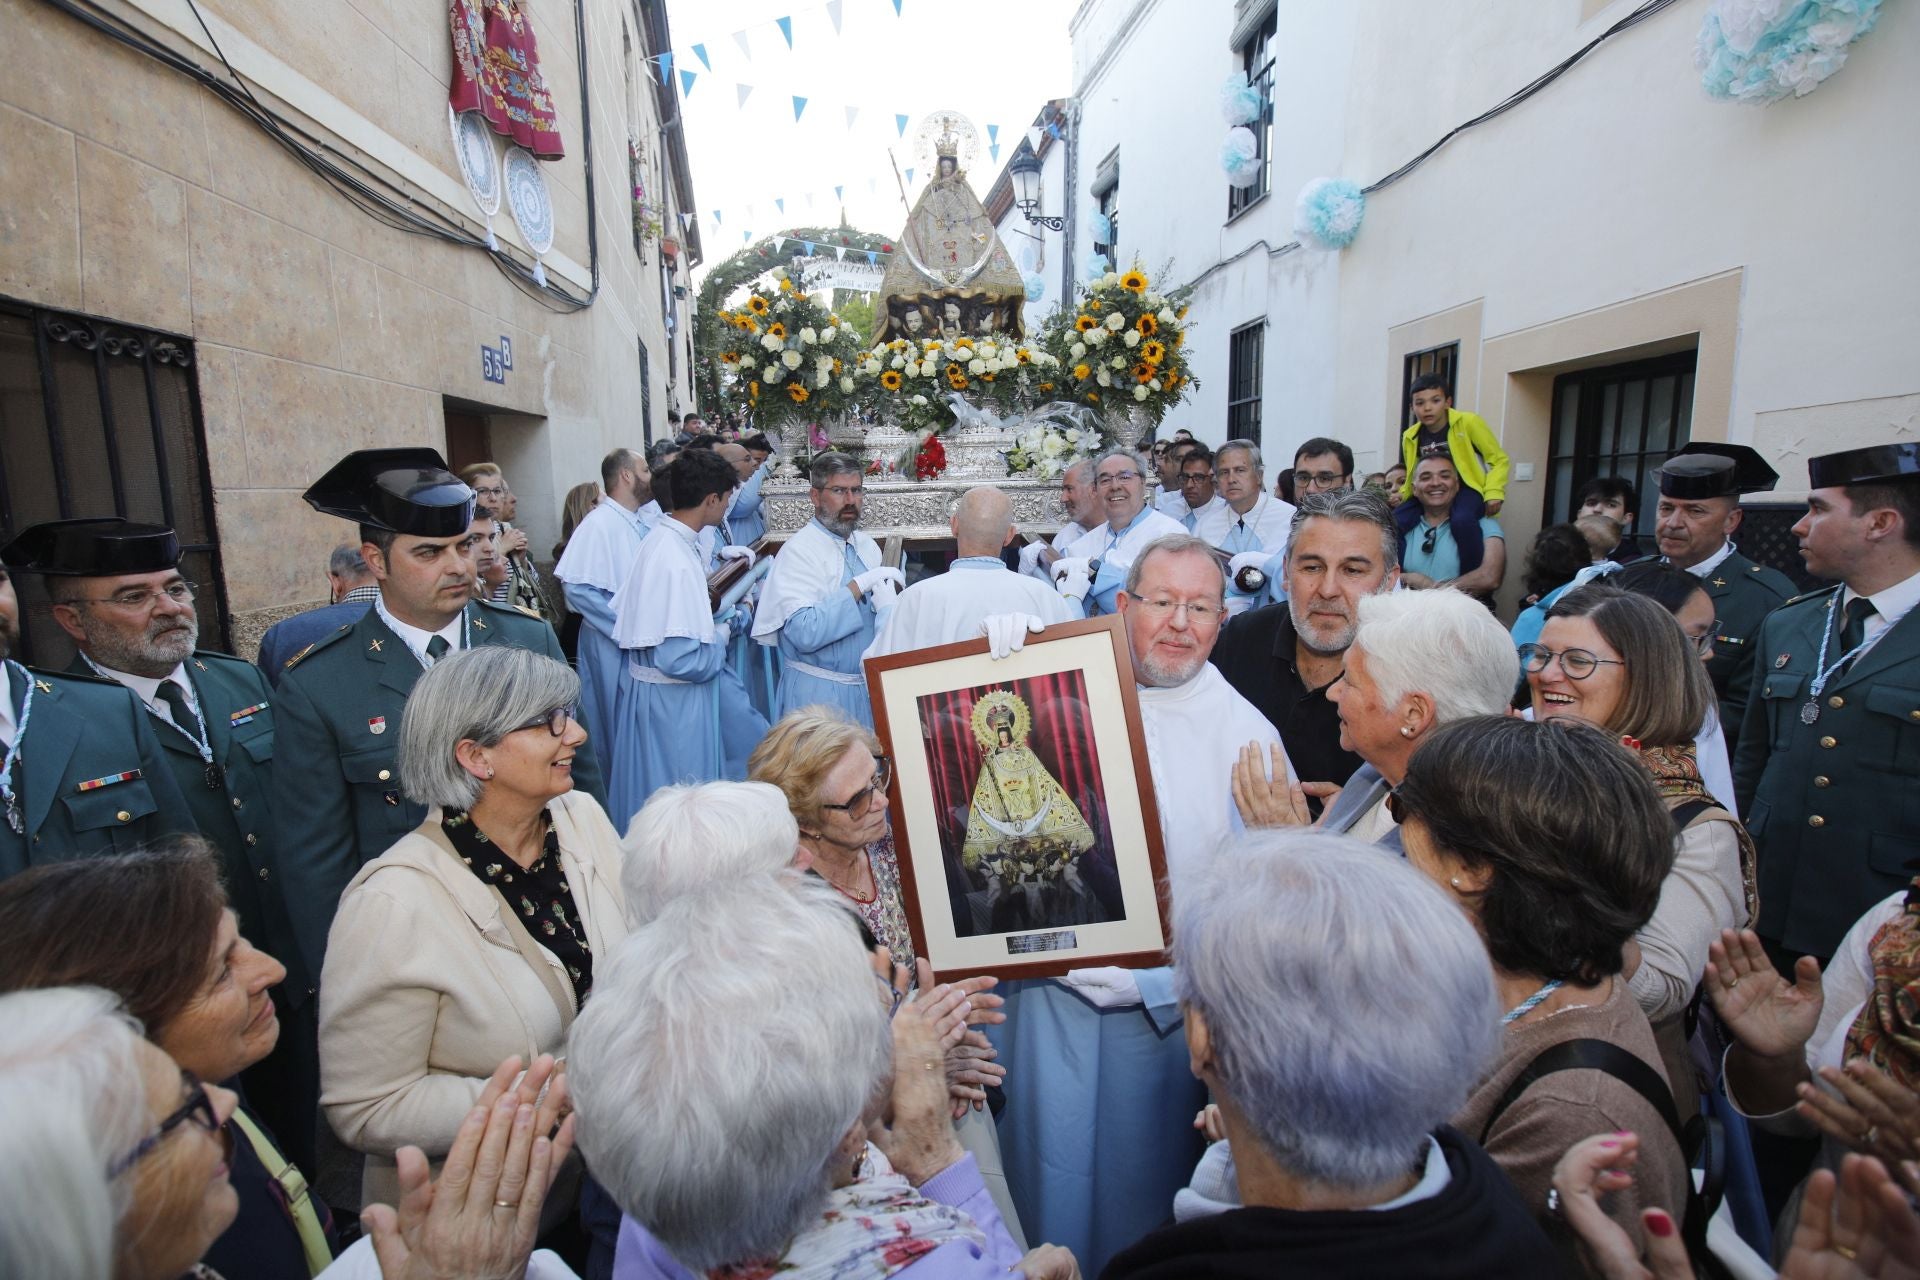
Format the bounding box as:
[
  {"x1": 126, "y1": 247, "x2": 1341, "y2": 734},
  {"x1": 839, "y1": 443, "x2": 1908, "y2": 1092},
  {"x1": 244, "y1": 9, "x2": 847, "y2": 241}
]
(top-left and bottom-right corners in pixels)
[
  {"x1": 1305, "y1": 587, "x2": 1520, "y2": 846},
  {"x1": 620, "y1": 779, "x2": 801, "y2": 925},
  {"x1": 0, "y1": 985, "x2": 580, "y2": 1280},
  {"x1": 320, "y1": 646, "x2": 628, "y2": 1214},
  {"x1": 1107, "y1": 834, "x2": 1558, "y2": 1276},
  {"x1": 570, "y1": 874, "x2": 1078, "y2": 1280}
]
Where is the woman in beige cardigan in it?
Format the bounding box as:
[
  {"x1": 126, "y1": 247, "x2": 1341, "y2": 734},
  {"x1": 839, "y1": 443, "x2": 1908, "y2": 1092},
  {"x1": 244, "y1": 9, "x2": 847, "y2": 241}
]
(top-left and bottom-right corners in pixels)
[{"x1": 319, "y1": 646, "x2": 627, "y2": 1209}]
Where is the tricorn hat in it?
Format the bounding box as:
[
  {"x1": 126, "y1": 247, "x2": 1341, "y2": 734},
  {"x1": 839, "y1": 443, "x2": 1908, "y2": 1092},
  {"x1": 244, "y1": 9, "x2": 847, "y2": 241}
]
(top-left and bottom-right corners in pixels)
[
  {"x1": 1654, "y1": 443, "x2": 1779, "y2": 501},
  {"x1": 1807, "y1": 443, "x2": 1920, "y2": 489},
  {"x1": 303, "y1": 448, "x2": 475, "y2": 537},
  {"x1": 0, "y1": 517, "x2": 181, "y2": 576}
]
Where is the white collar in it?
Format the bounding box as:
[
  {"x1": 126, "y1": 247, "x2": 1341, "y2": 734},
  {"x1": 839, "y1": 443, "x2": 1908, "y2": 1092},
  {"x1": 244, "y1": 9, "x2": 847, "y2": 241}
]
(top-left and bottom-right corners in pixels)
[
  {"x1": 80, "y1": 655, "x2": 194, "y2": 716},
  {"x1": 1677, "y1": 540, "x2": 1737, "y2": 579},
  {"x1": 374, "y1": 595, "x2": 465, "y2": 668},
  {"x1": 0, "y1": 665, "x2": 17, "y2": 748},
  {"x1": 636, "y1": 500, "x2": 663, "y2": 527},
  {"x1": 1845, "y1": 565, "x2": 1920, "y2": 631},
  {"x1": 1368, "y1": 1136, "x2": 1451, "y2": 1212},
  {"x1": 660, "y1": 514, "x2": 702, "y2": 547}
]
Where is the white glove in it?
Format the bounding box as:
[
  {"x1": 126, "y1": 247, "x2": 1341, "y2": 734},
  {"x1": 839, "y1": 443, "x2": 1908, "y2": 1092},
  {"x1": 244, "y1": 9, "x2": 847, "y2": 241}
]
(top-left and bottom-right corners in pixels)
[
  {"x1": 867, "y1": 576, "x2": 901, "y2": 612},
  {"x1": 1051, "y1": 556, "x2": 1093, "y2": 602},
  {"x1": 1227, "y1": 551, "x2": 1268, "y2": 581},
  {"x1": 851, "y1": 567, "x2": 906, "y2": 600},
  {"x1": 718, "y1": 544, "x2": 756, "y2": 563},
  {"x1": 1056, "y1": 966, "x2": 1143, "y2": 1010},
  {"x1": 1017, "y1": 541, "x2": 1046, "y2": 576},
  {"x1": 980, "y1": 613, "x2": 1047, "y2": 660}
]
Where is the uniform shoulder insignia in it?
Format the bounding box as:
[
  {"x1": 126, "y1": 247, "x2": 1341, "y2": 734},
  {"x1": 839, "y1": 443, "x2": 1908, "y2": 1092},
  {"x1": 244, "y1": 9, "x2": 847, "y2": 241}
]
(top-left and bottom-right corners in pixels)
[
  {"x1": 283, "y1": 643, "x2": 317, "y2": 670},
  {"x1": 1783, "y1": 584, "x2": 1841, "y2": 608},
  {"x1": 474, "y1": 597, "x2": 544, "y2": 625},
  {"x1": 33, "y1": 665, "x2": 113, "y2": 687},
  {"x1": 514, "y1": 604, "x2": 544, "y2": 620},
  {"x1": 285, "y1": 624, "x2": 355, "y2": 670}
]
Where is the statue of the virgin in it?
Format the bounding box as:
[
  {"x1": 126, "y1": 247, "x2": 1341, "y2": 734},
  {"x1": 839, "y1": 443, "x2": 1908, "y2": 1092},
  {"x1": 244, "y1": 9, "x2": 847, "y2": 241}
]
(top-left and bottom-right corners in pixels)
[{"x1": 875, "y1": 112, "x2": 1027, "y2": 343}]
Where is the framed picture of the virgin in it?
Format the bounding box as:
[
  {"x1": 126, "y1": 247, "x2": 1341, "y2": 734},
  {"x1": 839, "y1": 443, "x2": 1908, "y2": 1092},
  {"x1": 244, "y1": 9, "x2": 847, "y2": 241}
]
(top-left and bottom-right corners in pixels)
[{"x1": 864, "y1": 615, "x2": 1170, "y2": 982}]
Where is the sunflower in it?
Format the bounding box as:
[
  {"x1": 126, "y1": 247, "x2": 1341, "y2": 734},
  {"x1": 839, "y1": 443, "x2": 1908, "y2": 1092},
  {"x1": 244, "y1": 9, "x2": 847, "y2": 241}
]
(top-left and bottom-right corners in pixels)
[
  {"x1": 745, "y1": 319, "x2": 761, "y2": 335},
  {"x1": 716, "y1": 310, "x2": 734, "y2": 325},
  {"x1": 879, "y1": 370, "x2": 903, "y2": 391},
  {"x1": 1037, "y1": 382, "x2": 1054, "y2": 394},
  {"x1": 1177, "y1": 305, "x2": 1189, "y2": 319},
  {"x1": 1015, "y1": 348, "x2": 1032, "y2": 364},
  {"x1": 980, "y1": 371, "x2": 996, "y2": 383},
  {"x1": 787, "y1": 384, "x2": 810, "y2": 403},
  {"x1": 1075, "y1": 315, "x2": 1098, "y2": 333},
  {"x1": 1088, "y1": 300, "x2": 1102, "y2": 312},
  {"x1": 746, "y1": 295, "x2": 770, "y2": 316},
  {"x1": 720, "y1": 351, "x2": 740, "y2": 364},
  {"x1": 831, "y1": 357, "x2": 844, "y2": 376},
  {"x1": 1140, "y1": 340, "x2": 1166, "y2": 365},
  {"x1": 947, "y1": 371, "x2": 970, "y2": 390},
  {"x1": 792, "y1": 291, "x2": 809, "y2": 302},
  {"x1": 766, "y1": 322, "x2": 787, "y2": 339},
  {"x1": 1072, "y1": 363, "x2": 1091, "y2": 381},
  {"x1": 748, "y1": 381, "x2": 760, "y2": 400},
  {"x1": 945, "y1": 363, "x2": 963, "y2": 378},
  {"x1": 1136, "y1": 314, "x2": 1158, "y2": 337},
  {"x1": 1132, "y1": 362, "x2": 1155, "y2": 383},
  {"x1": 1120, "y1": 270, "x2": 1148, "y2": 293},
  {"x1": 830, "y1": 314, "x2": 842, "y2": 325},
  {"x1": 1088, "y1": 390, "x2": 1101, "y2": 403},
  {"x1": 953, "y1": 336, "x2": 973, "y2": 349},
  {"x1": 777, "y1": 278, "x2": 792, "y2": 293}
]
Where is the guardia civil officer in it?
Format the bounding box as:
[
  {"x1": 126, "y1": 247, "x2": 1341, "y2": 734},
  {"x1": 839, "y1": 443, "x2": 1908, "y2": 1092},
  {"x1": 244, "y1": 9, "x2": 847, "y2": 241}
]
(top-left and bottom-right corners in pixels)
[
  {"x1": 1651, "y1": 443, "x2": 1798, "y2": 747},
  {"x1": 273, "y1": 449, "x2": 607, "y2": 976},
  {"x1": 14, "y1": 515, "x2": 321, "y2": 1175},
  {"x1": 0, "y1": 536, "x2": 195, "y2": 877},
  {"x1": 1734, "y1": 442, "x2": 1920, "y2": 964}
]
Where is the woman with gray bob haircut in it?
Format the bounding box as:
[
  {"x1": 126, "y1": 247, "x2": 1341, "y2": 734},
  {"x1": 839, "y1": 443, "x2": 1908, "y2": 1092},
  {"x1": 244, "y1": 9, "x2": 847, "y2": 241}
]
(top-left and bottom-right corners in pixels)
[
  {"x1": 619, "y1": 780, "x2": 801, "y2": 926},
  {"x1": 1106, "y1": 834, "x2": 1559, "y2": 1277},
  {"x1": 571, "y1": 873, "x2": 1076, "y2": 1279},
  {"x1": 321, "y1": 646, "x2": 628, "y2": 1212}
]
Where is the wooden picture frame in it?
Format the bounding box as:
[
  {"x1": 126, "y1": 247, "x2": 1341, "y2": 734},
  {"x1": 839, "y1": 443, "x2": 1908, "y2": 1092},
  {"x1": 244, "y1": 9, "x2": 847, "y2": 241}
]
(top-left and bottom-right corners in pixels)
[{"x1": 864, "y1": 615, "x2": 1170, "y2": 982}]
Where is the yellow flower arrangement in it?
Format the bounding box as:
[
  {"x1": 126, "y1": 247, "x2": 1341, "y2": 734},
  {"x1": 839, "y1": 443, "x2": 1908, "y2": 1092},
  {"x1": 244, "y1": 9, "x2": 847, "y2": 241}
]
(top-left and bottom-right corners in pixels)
[
  {"x1": 1140, "y1": 340, "x2": 1166, "y2": 365},
  {"x1": 746, "y1": 295, "x2": 770, "y2": 315},
  {"x1": 1075, "y1": 315, "x2": 1098, "y2": 333},
  {"x1": 766, "y1": 321, "x2": 787, "y2": 339},
  {"x1": 1132, "y1": 362, "x2": 1156, "y2": 383},
  {"x1": 947, "y1": 371, "x2": 970, "y2": 391},
  {"x1": 879, "y1": 369, "x2": 903, "y2": 391},
  {"x1": 1120, "y1": 270, "x2": 1149, "y2": 293},
  {"x1": 787, "y1": 383, "x2": 809, "y2": 403},
  {"x1": 1136, "y1": 314, "x2": 1158, "y2": 337},
  {"x1": 1040, "y1": 259, "x2": 1197, "y2": 427}
]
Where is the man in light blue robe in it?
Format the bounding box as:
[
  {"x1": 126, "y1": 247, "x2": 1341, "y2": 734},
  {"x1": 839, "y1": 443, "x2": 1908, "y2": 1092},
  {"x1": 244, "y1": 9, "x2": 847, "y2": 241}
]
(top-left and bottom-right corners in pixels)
[
  {"x1": 1052, "y1": 449, "x2": 1185, "y2": 619},
  {"x1": 606, "y1": 450, "x2": 765, "y2": 830},
  {"x1": 719, "y1": 441, "x2": 770, "y2": 547},
  {"x1": 750, "y1": 453, "x2": 901, "y2": 729},
  {"x1": 554, "y1": 448, "x2": 652, "y2": 758},
  {"x1": 987, "y1": 535, "x2": 1290, "y2": 1274}
]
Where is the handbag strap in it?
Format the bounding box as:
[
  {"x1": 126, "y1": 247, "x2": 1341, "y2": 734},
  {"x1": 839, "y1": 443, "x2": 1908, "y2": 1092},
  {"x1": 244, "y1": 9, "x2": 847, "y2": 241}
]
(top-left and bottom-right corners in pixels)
[{"x1": 419, "y1": 813, "x2": 577, "y2": 1033}]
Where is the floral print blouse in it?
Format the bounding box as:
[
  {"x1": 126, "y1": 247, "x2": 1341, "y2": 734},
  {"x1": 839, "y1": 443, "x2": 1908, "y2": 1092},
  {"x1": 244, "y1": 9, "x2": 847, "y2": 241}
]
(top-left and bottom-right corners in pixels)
[{"x1": 443, "y1": 809, "x2": 593, "y2": 1005}]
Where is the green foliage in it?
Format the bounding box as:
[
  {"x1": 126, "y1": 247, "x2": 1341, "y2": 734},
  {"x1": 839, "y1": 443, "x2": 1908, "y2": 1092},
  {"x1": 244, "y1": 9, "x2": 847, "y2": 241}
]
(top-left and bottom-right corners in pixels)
[{"x1": 833, "y1": 295, "x2": 875, "y2": 348}]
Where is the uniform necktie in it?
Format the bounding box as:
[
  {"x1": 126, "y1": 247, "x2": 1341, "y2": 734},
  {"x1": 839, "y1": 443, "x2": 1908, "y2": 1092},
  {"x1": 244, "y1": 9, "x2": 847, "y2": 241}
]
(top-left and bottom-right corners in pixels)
[
  {"x1": 425, "y1": 635, "x2": 451, "y2": 663},
  {"x1": 1842, "y1": 597, "x2": 1878, "y2": 651},
  {"x1": 154, "y1": 680, "x2": 203, "y2": 740}
]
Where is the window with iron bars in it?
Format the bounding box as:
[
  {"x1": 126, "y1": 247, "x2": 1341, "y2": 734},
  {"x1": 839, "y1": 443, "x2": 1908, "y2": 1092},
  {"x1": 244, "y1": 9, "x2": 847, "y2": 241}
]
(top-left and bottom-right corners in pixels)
[
  {"x1": 1227, "y1": 320, "x2": 1265, "y2": 447},
  {"x1": 1399, "y1": 342, "x2": 1460, "y2": 433},
  {"x1": 0, "y1": 300, "x2": 227, "y2": 666},
  {"x1": 1544, "y1": 350, "x2": 1697, "y2": 531}
]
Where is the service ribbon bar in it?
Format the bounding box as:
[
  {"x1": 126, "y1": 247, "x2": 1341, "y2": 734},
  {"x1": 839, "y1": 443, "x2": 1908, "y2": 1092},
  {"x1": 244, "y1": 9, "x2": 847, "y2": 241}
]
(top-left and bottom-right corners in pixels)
[{"x1": 75, "y1": 769, "x2": 143, "y2": 792}]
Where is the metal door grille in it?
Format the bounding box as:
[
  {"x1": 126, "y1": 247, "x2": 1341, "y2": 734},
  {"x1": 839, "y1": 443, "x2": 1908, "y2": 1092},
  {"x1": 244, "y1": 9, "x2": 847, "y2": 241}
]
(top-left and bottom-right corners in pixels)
[{"x1": 1545, "y1": 350, "x2": 1697, "y2": 530}]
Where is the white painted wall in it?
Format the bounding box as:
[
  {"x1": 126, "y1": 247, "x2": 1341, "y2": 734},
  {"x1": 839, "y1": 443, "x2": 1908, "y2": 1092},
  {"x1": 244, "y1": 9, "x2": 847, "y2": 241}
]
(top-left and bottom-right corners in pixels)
[{"x1": 1058, "y1": 0, "x2": 1920, "y2": 490}]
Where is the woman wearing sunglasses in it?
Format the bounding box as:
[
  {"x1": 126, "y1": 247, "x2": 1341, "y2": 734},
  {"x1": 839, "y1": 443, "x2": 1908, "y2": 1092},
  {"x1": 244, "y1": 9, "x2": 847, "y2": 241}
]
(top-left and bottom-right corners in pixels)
[
  {"x1": 1525, "y1": 583, "x2": 1758, "y2": 1115},
  {"x1": 321, "y1": 647, "x2": 628, "y2": 1224},
  {"x1": 1393, "y1": 716, "x2": 1690, "y2": 1265}
]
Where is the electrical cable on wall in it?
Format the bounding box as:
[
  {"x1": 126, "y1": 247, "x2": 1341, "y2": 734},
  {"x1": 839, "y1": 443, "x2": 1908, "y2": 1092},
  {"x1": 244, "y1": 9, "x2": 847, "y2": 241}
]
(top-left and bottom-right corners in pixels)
[
  {"x1": 1181, "y1": 0, "x2": 1682, "y2": 295},
  {"x1": 42, "y1": 0, "x2": 601, "y2": 313}
]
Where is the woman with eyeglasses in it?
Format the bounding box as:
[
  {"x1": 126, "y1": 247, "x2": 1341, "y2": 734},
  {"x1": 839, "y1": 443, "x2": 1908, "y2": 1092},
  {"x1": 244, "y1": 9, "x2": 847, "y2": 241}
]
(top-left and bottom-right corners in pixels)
[
  {"x1": 0, "y1": 984, "x2": 582, "y2": 1279},
  {"x1": 1394, "y1": 716, "x2": 1691, "y2": 1263},
  {"x1": 320, "y1": 646, "x2": 627, "y2": 1222},
  {"x1": 0, "y1": 840, "x2": 339, "y2": 1278},
  {"x1": 1397, "y1": 455, "x2": 1506, "y2": 603},
  {"x1": 1610, "y1": 559, "x2": 1740, "y2": 818},
  {"x1": 1525, "y1": 583, "x2": 1757, "y2": 1115}
]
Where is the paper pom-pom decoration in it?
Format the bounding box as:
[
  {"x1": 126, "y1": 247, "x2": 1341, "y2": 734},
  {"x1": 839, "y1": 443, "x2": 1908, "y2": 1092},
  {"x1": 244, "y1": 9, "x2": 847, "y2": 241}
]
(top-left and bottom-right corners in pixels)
[
  {"x1": 1088, "y1": 211, "x2": 1113, "y2": 246},
  {"x1": 1293, "y1": 177, "x2": 1366, "y2": 251},
  {"x1": 1218, "y1": 71, "x2": 1265, "y2": 126},
  {"x1": 1221, "y1": 128, "x2": 1263, "y2": 188},
  {"x1": 1024, "y1": 273, "x2": 1047, "y2": 302},
  {"x1": 1084, "y1": 251, "x2": 1111, "y2": 280},
  {"x1": 1695, "y1": 0, "x2": 1882, "y2": 103}
]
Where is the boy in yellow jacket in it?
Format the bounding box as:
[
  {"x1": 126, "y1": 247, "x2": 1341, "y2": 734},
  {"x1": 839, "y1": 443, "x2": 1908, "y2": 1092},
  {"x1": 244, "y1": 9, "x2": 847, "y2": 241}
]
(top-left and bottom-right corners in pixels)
[{"x1": 1395, "y1": 374, "x2": 1511, "y2": 572}]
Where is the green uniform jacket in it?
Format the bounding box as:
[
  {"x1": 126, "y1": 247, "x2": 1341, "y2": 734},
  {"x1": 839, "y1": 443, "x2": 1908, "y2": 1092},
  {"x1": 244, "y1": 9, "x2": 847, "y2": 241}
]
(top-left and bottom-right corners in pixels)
[
  {"x1": 271, "y1": 598, "x2": 608, "y2": 975},
  {"x1": 1700, "y1": 550, "x2": 1798, "y2": 749},
  {"x1": 1734, "y1": 587, "x2": 1920, "y2": 959},
  {"x1": 64, "y1": 650, "x2": 313, "y2": 1009},
  {"x1": 0, "y1": 664, "x2": 197, "y2": 878}
]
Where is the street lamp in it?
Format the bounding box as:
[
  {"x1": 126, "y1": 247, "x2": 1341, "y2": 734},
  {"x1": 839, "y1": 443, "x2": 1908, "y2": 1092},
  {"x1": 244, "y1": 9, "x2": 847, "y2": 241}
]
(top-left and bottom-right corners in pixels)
[{"x1": 1009, "y1": 153, "x2": 1065, "y2": 232}]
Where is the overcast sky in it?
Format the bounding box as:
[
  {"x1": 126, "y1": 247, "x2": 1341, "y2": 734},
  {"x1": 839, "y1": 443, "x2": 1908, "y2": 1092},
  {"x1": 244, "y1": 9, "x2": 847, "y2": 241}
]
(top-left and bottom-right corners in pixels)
[{"x1": 659, "y1": 0, "x2": 1074, "y2": 283}]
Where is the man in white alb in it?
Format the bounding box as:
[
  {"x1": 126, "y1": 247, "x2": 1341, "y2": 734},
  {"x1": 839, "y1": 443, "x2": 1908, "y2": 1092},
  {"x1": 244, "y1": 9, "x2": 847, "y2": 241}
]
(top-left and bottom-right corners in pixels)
[
  {"x1": 1193, "y1": 440, "x2": 1296, "y2": 616},
  {"x1": 554, "y1": 447, "x2": 653, "y2": 751},
  {"x1": 1051, "y1": 450, "x2": 1186, "y2": 617},
  {"x1": 868, "y1": 487, "x2": 1074, "y2": 660},
  {"x1": 1018, "y1": 458, "x2": 1098, "y2": 583}
]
